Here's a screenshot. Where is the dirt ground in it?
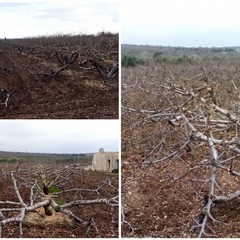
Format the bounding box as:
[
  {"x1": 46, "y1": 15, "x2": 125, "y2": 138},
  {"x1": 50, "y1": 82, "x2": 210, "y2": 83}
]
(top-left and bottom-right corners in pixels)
[
  {"x1": 121, "y1": 61, "x2": 240, "y2": 238},
  {"x1": 0, "y1": 35, "x2": 118, "y2": 119},
  {"x1": 0, "y1": 162, "x2": 118, "y2": 238},
  {"x1": 122, "y1": 150, "x2": 240, "y2": 238}
]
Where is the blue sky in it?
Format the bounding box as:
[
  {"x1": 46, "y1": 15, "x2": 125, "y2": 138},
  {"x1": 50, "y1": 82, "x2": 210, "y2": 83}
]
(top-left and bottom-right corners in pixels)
[
  {"x1": 0, "y1": 120, "x2": 119, "y2": 153},
  {"x1": 121, "y1": 0, "x2": 240, "y2": 47},
  {"x1": 0, "y1": 0, "x2": 118, "y2": 38}
]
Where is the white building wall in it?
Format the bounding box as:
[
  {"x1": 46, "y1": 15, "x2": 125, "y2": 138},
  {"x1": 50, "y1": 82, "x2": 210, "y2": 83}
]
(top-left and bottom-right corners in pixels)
[{"x1": 91, "y1": 148, "x2": 119, "y2": 172}]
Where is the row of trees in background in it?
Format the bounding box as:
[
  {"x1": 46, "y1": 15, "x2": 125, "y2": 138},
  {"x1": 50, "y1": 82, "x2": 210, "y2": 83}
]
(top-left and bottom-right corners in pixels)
[
  {"x1": 121, "y1": 52, "x2": 192, "y2": 67},
  {"x1": 122, "y1": 48, "x2": 240, "y2": 67},
  {"x1": 0, "y1": 151, "x2": 93, "y2": 165}
]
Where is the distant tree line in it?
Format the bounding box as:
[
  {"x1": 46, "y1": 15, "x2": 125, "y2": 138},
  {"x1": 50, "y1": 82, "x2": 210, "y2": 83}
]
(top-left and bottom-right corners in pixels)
[
  {"x1": 121, "y1": 51, "x2": 193, "y2": 67},
  {"x1": 122, "y1": 49, "x2": 240, "y2": 68},
  {"x1": 0, "y1": 151, "x2": 93, "y2": 165},
  {"x1": 121, "y1": 54, "x2": 145, "y2": 67}
]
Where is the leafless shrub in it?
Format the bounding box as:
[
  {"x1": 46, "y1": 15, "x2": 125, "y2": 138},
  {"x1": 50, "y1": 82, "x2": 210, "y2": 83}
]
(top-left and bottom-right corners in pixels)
[
  {"x1": 122, "y1": 60, "x2": 240, "y2": 237},
  {"x1": 8, "y1": 33, "x2": 118, "y2": 83},
  {"x1": 0, "y1": 162, "x2": 118, "y2": 238}
]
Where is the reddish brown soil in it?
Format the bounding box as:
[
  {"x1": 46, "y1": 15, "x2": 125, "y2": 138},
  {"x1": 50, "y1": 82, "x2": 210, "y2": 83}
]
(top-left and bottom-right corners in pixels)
[
  {"x1": 0, "y1": 162, "x2": 118, "y2": 238},
  {"x1": 0, "y1": 38, "x2": 118, "y2": 119},
  {"x1": 122, "y1": 152, "x2": 240, "y2": 238}
]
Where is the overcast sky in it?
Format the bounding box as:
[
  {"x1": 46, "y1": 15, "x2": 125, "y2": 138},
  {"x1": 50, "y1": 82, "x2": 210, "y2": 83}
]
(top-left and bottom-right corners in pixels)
[
  {"x1": 121, "y1": 0, "x2": 240, "y2": 47},
  {"x1": 0, "y1": 0, "x2": 118, "y2": 38},
  {"x1": 0, "y1": 120, "x2": 119, "y2": 154}
]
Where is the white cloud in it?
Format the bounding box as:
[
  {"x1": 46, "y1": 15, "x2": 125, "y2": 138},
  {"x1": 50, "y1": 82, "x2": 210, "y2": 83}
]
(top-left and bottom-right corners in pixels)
[
  {"x1": 0, "y1": 120, "x2": 119, "y2": 153},
  {"x1": 0, "y1": 0, "x2": 118, "y2": 38}
]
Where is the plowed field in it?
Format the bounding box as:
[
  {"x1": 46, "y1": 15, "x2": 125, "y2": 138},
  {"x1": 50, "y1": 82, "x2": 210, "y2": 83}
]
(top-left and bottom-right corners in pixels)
[{"x1": 0, "y1": 34, "x2": 118, "y2": 119}]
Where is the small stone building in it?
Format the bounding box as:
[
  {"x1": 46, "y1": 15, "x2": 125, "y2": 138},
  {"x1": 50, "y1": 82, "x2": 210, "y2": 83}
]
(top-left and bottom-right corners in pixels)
[{"x1": 91, "y1": 148, "x2": 119, "y2": 172}]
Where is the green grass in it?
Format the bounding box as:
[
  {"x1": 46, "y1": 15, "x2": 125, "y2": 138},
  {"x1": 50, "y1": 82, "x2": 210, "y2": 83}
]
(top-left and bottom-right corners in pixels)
[
  {"x1": 48, "y1": 185, "x2": 65, "y2": 205},
  {"x1": 48, "y1": 185, "x2": 61, "y2": 193},
  {"x1": 55, "y1": 198, "x2": 65, "y2": 205}
]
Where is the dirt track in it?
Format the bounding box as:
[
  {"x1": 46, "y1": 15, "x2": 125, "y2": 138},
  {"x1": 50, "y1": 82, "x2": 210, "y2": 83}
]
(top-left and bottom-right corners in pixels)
[{"x1": 0, "y1": 41, "x2": 118, "y2": 119}]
